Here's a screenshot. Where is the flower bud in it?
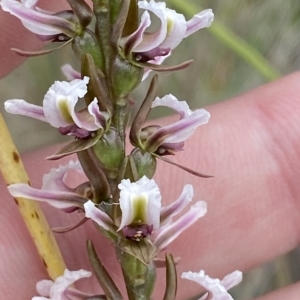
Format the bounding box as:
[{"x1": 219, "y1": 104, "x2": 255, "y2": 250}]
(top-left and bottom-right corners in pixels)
[
  {"x1": 93, "y1": 127, "x2": 124, "y2": 182},
  {"x1": 111, "y1": 55, "x2": 143, "y2": 97}
]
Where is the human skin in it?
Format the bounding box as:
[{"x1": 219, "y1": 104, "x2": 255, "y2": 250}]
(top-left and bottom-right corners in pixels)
[{"x1": 1, "y1": 2, "x2": 300, "y2": 299}]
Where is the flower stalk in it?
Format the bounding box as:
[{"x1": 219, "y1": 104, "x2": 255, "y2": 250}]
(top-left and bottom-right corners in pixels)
[{"x1": 1, "y1": 0, "x2": 244, "y2": 299}]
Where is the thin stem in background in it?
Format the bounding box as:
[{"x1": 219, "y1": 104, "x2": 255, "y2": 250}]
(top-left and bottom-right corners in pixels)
[{"x1": 170, "y1": 0, "x2": 281, "y2": 81}]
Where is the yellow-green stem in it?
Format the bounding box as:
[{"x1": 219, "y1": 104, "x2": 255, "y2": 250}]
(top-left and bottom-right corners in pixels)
[
  {"x1": 170, "y1": 0, "x2": 281, "y2": 81},
  {"x1": 0, "y1": 114, "x2": 66, "y2": 280}
]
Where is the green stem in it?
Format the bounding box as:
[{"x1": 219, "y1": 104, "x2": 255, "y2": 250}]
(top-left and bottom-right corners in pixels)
[{"x1": 170, "y1": 0, "x2": 281, "y2": 81}]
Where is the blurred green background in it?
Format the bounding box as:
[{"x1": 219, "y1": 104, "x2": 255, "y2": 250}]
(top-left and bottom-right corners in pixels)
[{"x1": 1, "y1": 0, "x2": 300, "y2": 298}]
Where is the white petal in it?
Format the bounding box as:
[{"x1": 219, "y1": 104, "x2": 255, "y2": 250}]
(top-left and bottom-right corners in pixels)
[
  {"x1": 75, "y1": 98, "x2": 106, "y2": 131},
  {"x1": 221, "y1": 271, "x2": 243, "y2": 290},
  {"x1": 120, "y1": 10, "x2": 151, "y2": 53},
  {"x1": 43, "y1": 77, "x2": 89, "y2": 128},
  {"x1": 158, "y1": 7, "x2": 187, "y2": 50},
  {"x1": 8, "y1": 183, "x2": 86, "y2": 210},
  {"x1": 84, "y1": 200, "x2": 115, "y2": 232},
  {"x1": 185, "y1": 9, "x2": 214, "y2": 37},
  {"x1": 118, "y1": 176, "x2": 161, "y2": 230},
  {"x1": 160, "y1": 184, "x2": 193, "y2": 225},
  {"x1": 134, "y1": 0, "x2": 168, "y2": 52},
  {"x1": 154, "y1": 201, "x2": 207, "y2": 251},
  {"x1": 4, "y1": 99, "x2": 47, "y2": 122},
  {"x1": 152, "y1": 94, "x2": 192, "y2": 118},
  {"x1": 42, "y1": 160, "x2": 85, "y2": 192},
  {"x1": 0, "y1": 0, "x2": 73, "y2": 36},
  {"x1": 50, "y1": 269, "x2": 91, "y2": 298},
  {"x1": 35, "y1": 280, "x2": 53, "y2": 297},
  {"x1": 61, "y1": 64, "x2": 81, "y2": 81},
  {"x1": 181, "y1": 270, "x2": 242, "y2": 300}
]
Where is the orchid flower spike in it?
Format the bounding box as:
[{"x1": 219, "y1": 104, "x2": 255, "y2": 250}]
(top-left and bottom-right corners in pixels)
[
  {"x1": 181, "y1": 270, "x2": 243, "y2": 300},
  {"x1": 119, "y1": 0, "x2": 214, "y2": 76},
  {"x1": 7, "y1": 161, "x2": 90, "y2": 213},
  {"x1": 0, "y1": 0, "x2": 79, "y2": 41},
  {"x1": 32, "y1": 269, "x2": 93, "y2": 300},
  {"x1": 84, "y1": 176, "x2": 207, "y2": 252},
  {"x1": 4, "y1": 77, "x2": 110, "y2": 138}
]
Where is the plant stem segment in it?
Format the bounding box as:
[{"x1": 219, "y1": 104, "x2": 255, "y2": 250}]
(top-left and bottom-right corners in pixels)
[
  {"x1": 170, "y1": 0, "x2": 281, "y2": 81},
  {"x1": 0, "y1": 114, "x2": 66, "y2": 280}
]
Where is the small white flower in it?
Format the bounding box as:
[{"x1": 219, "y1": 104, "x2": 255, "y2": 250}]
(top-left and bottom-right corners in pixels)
[
  {"x1": 0, "y1": 0, "x2": 78, "y2": 38},
  {"x1": 131, "y1": 94, "x2": 210, "y2": 155},
  {"x1": 181, "y1": 270, "x2": 243, "y2": 300},
  {"x1": 85, "y1": 176, "x2": 207, "y2": 250},
  {"x1": 120, "y1": 1, "x2": 213, "y2": 54},
  {"x1": 119, "y1": 0, "x2": 213, "y2": 68},
  {"x1": 8, "y1": 161, "x2": 89, "y2": 212},
  {"x1": 32, "y1": 269, "x2": 93, "y2": 300},
  {"x1": 118, "y1": 176, "x2": 161, "y2": 231},
  {"x1": 5, "y1": 77, "x2": 109, "y2": 138}
]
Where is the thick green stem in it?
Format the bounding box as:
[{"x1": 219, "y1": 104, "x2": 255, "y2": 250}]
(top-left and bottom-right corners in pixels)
[{"x1": 116, "y1": 240, "x2": 156, "y2": 300}]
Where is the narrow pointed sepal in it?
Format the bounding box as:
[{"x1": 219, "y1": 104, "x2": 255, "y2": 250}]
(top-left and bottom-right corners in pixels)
[
  {"x1": 46, "y1": 131, "x2": 103, "y2": 160},
  {"x1": 121, "y1": 0, "x2": 139, "y2": 37},
  {"x1": 153, "y1": 153, "x2": 213, "y2": 178},
  {"x1": 111, "y1": 0, "x2": 131, "y2": 44},
  {"x1": 163, "y1": 254, "x2": 177, "y2": 300},
  {"x1": 87, "y1": 240, "x2": 123, "y2": 300},
  {"x1": 78, "y1": 148, "x2": 111, "y2": 204},
  {"x1": 11, "y1": 39, "x2": 73, "y2": 57},
  {"x1": 66, "y1": 0, "x2": 93, "y2": 28},
  {"x1": 51, "y1": 217, "x2": 88, "y2": 233},
  {"x1": 81, "y1": 53, "x2": 112, "y2": 112},
  {"x1": 154, "y1": 256, "x2": 181, "y2": 268},
  {"x1": 130, "y1": 75, "x2": 158, "y2": 147},
  {"x1": 86, "y1": 296, "x2": 108, "y2": 300},
  {"x1": 138, "y1": 59, "x2": 193, "y2": 73}
]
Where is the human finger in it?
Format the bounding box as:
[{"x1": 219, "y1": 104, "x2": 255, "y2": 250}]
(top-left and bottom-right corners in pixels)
[{"x1": 1, "y1": 72, "x2": 300, "y2": 298}]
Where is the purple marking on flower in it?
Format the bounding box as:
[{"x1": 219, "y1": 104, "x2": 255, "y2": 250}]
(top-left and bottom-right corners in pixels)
[
  {"x1": 123, "y1": 224, "x2": 153, "y2": 241},
  {"x1": 7, "y1": 161, "x2": 89, "y2": 212},
  {"x1": 120, "y1": 0, "x2": 213, "y2": 59},
  {"x1": 58, "y1": 124, "x2": 91, "y2": 138},
  {"x1": 139, "y1": 94, "x2": 210, "y2": 154},
  {"x1": 134, "y1": 47, "x2": 171, "y2": 63},
  {"x1": 0, "y1": 0, "x2": 77, "y2": 37},
  {"x1": 181, "y1": 270, "x2": 243, "y2": 300},
  {"x1": 4, "y1": 77, "x2": 109, "y2": 138},
  {"x1": 32, "y1": 269, "x2": 93, "y2": 300}
]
